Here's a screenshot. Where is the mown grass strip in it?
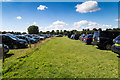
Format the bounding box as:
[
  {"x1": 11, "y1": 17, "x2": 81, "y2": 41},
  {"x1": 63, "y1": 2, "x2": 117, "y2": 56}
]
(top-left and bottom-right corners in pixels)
[{"x1": 2, "y1": 37, "x2": 119, "y2": 78}]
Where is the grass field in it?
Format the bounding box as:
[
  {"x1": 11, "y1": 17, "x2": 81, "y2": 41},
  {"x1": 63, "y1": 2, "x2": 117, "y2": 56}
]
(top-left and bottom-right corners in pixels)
[{"x1": 2, "y1": 37, "x2": 119, "y2": 78}]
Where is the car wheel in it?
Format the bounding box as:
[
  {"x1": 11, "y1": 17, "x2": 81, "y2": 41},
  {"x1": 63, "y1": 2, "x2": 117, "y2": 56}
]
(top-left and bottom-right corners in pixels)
[
  {"x1": 105, "y1": 44, "x2": 111, "y2": 50},
  {"x1": 13, "y1": 45, "x2": 18, "y2": 49}
]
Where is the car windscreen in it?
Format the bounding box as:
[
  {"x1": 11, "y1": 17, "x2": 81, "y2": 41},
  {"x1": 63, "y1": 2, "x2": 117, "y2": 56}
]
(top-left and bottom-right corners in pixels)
[
  {"x1": 8, "y1": 35, "x2": 19, "y2": 40},
  {"x1": 25, "y1": 36, "x2": 31, "y2": 40}
]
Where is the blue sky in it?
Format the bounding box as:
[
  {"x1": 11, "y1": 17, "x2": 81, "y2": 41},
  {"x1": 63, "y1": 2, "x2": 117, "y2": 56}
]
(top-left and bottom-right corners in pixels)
[
  {"x1": 1, "y1": 1, "x2": 119, "y2": 32},
  {"x1": 1, "y1": 0, "x2": 119, "y2": 2}
]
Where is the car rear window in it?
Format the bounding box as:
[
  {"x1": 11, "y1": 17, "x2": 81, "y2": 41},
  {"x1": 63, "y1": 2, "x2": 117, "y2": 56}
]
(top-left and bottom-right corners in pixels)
[{"x1": 93, "y1": 32, "x2": 99, "y2": 38}]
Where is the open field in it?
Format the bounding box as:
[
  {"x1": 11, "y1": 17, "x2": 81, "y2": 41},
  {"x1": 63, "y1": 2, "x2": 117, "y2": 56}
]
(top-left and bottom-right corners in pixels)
[{"x1": 2, "y1": 37, "x2": 119, "y2": 78}]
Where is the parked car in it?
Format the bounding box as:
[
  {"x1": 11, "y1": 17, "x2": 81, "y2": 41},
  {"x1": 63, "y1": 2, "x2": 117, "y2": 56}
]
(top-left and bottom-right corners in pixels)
[
  {"x1": 31, "y1": 34, "x2": 40, "y2": 40},
  {"x1": 0, "y1": 44, "x2": 9, "y2": 53},
  {"x1": 39, "y1": 34, "x2": 47, "y2": 39},
  {"x1": 16, "y1": 35, "x2": 38, "y2": 44},
  {"x1": 46, "y1": 34, "x2": 51, "y2": 38},
  {"x1": 25, "y1": 34, "x2": 39, "y2": 40},
  {"x1": 92, "y1": 31, "x2": 120, "y2": 50},
  {"x1": 0, "y1": 44, "x2": 9, "y2": 59},
  {"x1": 74, "y1": 34, "x2": 81, "y2": 40},
  {"x1": 37, "y1": 34, "x2": 46, "y2": 40},
  {"x1": 83, "y1": 34, "x2": 93, "y2": 44},
  {"x1": 113, "y1": 35, "x2": 120, "y2": 43},
  {"x1": 68, "y1": 33, "x2": 72, "y2": 38},
  {"x1": 55, "y1": 34, "x2": 63, "y2": 37},
  {"x1": 79, "y1": 34, "x2": 86, "y2": 41},
  {"x1": 1, "y1": 34, "x2": 28, "y2": 49},
  {"x1": 70, "y1": 34, "x2": 75, "y2": 39},
  {"x1": 111, "y1": 35, "x2": 120, "y2": 55}
]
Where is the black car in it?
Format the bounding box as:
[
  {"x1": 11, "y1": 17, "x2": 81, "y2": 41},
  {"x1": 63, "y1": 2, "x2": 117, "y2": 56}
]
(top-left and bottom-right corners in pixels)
[
  {"x1": 1, "y1": 34, "x2": 28, "y2": 49},
  {"x1": 92, "y1": 31, "x2": 120, "y2": 50},
  {"x1": 111, "y1": 35, "x2": 120, "y2": 55}
]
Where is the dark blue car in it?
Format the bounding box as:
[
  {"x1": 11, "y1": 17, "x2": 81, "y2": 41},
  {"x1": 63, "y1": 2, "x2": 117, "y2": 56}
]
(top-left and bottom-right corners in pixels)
[{"x1": 83, "y1": 34, "x2": 93, "y2": 44}]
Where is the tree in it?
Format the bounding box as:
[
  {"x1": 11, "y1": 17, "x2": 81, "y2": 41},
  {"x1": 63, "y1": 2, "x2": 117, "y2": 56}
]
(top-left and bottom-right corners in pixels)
[
  {"x1": 27, "y1": 25, "x2": 39, "y2": 34},
  {"x1": 51, "y1": 30, "x2": 55, "y2": 34},
  {"x1": 83, "y1": 29, "x2": 85, "y2": 31},
  {"x1": 63, "y1": 30, "x2": 67, "y2": 34},
  {"x1": 93, "y1": 28, "x2": 98, "y2": 31},
  {"x1": 98, "y1": 28, "x2": 102, "y2": 31},
  {"x1": 46, "y1": 31, "x2": 50, "y2": 34},
  {"x1": 60, "y1": 30, "x2": 63, "y2": 34},
  {"x1": 2, "y1": 31, "x2": 7, "y2": 34},
  {"x1": 56, "y1": 30, "x2": 59, "y2": 34},
  {"x1": 22, "y1": 32, "x2": 27, "y2": 34},
  {"x1": 39, "y1": 31, "x2": 43, "y2": 34},
  {"x1": 86, "y1": 29, "x2": 90, "y2": 31}
]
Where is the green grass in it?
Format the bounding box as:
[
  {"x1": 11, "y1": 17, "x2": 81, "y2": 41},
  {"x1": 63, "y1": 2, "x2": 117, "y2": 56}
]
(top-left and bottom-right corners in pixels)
[{"x1": 2, "y1": 37, "x2": 119, "y2": 78}]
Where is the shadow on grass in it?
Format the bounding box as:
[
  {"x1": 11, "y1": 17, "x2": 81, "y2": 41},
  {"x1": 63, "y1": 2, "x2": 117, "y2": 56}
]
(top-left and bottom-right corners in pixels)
[
  {"x1": 96, "y1": 47, "x2": 112, "y2": 51},
  {"x1": 86, "y1": 43, "x2": 92, "y2": 45},
  {"x1": 117, "y1": 55, "x2": 120, "y2": 58},
  {"x1": 10, "y1": 47, "x2": 28, "y2": 50},
  {"x1": 5, "y1": 53, "x2": 14, "y2": 58}
]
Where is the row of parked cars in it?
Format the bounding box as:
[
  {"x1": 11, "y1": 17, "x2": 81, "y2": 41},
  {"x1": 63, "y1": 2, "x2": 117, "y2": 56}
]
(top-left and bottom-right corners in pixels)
[
  {"x1": 68, "y1": 31, "x2": 120, "y2": 56},
  {"x1": 0, "y1": 34, "x2": 53, "y2": 55}
]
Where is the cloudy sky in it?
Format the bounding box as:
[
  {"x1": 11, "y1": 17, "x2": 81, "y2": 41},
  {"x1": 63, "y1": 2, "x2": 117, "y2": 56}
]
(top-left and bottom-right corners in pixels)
[{"x1": 1, "y1": 1, "x2": 119, "y2": 32}]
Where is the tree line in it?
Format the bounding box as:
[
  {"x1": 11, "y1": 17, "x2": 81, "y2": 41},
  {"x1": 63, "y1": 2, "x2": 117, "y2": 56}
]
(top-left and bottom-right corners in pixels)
[{"x1": 1, "y1": 25, "x2": 120, "y2": 35}]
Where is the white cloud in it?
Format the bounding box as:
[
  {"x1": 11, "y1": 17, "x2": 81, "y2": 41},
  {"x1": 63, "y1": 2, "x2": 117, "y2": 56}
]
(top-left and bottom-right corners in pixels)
[
  {"x1": 114, "y1": 26, "x2": 118, "y2": 28},
  {"x1": 114, "y1": 19, "x2": 120, "y2": 21},
  {"x1": 33, "y1": 22, "x2": 37, "y2": 25},
  {"x1": 72, "y1": 20, "x2": 113, "y2": 30},
  {"x1": 16, "y1": 16, "x2": 22, "y2": 20},
  {"x1": 74, "y1": 20, "x2": 88, "y2": 28},
  {"x1": 1, "y1": 0, "x2": 12, "y2": 1},
  {"x1": 75, "y1": 1, "x2": 100, "y2": 13},
  {"x1": 39, "y1": 20, "x2": 115, "y2": 31},
  {"x1": 39, "y1": 21, "x2": 68, "y2": 31},
  {"x1": 37, "y1": 5, "x2": 48, "y2": 10}
]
